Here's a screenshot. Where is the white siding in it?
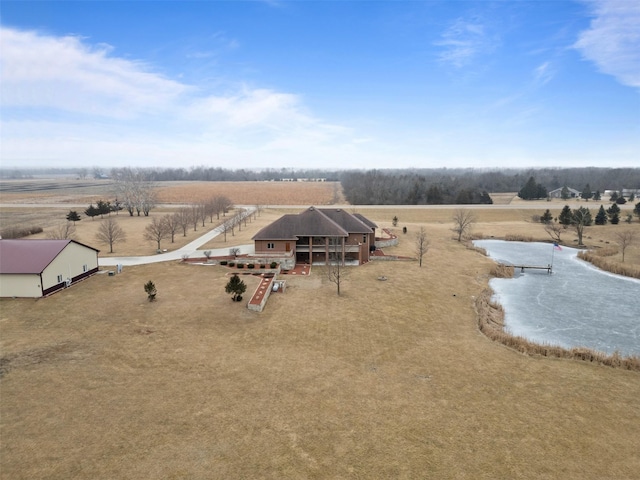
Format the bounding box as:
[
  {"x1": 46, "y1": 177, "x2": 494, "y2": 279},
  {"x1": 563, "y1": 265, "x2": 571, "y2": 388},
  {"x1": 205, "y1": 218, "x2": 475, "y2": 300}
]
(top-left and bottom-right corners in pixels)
[
  {"x1": 41, "y1": 242, "x2": 98, "y2": 291},
  {"x1": 0, "y1": 273, "x2": 42, "y2": 298}
]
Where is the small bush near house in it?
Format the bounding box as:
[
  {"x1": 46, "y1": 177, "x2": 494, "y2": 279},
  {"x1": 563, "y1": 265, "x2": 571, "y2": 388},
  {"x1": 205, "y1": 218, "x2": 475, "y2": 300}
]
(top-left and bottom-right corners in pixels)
[
  {"x1": 228, "y1": 261, "x2": 235, "y2": 267},
  {"x1": 237, "y1": 263, "x2": 244, "y2": 269},
  {"x1": 247, "y1": 264, "x2": 255, "y2": 269},
  {"x1": 270, "y1": 261, "x2": 278, "y2": 269},
  {"x1": 220, "y1": 260, "x2": 228, "y2": 265}
]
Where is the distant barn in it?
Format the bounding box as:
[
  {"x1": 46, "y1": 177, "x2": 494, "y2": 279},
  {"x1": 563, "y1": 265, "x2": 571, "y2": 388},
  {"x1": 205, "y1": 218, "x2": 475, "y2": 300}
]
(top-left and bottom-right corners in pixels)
[{"x1": 0, "y1": 239, "x2": 99, "y2": 298}]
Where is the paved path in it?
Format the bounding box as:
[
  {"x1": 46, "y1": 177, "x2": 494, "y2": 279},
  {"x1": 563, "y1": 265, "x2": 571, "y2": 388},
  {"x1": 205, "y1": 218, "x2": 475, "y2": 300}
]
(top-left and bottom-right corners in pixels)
[{"x1": 99, "y1": 209, "x2": 255, "y2": 267}]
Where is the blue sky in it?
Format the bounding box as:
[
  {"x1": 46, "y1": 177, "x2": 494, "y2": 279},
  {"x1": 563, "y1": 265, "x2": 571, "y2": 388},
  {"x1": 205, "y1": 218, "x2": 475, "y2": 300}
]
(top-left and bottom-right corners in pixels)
[{"x1": 1, "y1": 0, "x2": 639, "y2": 171}]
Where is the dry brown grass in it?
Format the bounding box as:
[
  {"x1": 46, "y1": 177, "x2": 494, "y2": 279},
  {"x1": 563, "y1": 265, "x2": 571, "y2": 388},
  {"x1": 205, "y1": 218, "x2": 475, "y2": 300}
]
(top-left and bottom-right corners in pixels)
[
  {"x1": 2, "y1": 185, "x2": 640, "y2": 479},
  {"x1": 154, "y1": 181, "x2": 344, "y2": 205}
]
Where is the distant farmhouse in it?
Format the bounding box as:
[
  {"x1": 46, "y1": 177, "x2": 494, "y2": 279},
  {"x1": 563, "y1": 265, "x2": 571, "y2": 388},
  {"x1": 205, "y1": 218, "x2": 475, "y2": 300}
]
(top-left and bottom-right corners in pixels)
[
  {"x1": 0, "y1": 239, "x2": 99, "y2": 298},
  {"x1": 603, "y1": 189, "x2": 640, "y2": 199},
  {"x1": 252, "y1": 207, "x2": 377, "y2": 268},
  {"x1": 548, "y1": 187, "x2": 580, "y2": 199}
]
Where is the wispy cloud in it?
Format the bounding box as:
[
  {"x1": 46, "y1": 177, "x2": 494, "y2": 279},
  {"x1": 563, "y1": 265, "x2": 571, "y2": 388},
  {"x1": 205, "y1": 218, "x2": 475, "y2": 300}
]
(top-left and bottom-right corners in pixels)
[
  {"x1": 573, "y1": 0, "x2": 640, "y2": 88},
  {"x1": 0, "y1": 27, "x2": 189, "y2": 117},
  {"x1": 0, "y1": 26, "x2": 358, "y2": 168},
  {"x1": 435, "y1": 17, "x2": 493, "y2": 68},
  {"x1": 533, "y1": 61, "x2": 555, "y2": 86}
]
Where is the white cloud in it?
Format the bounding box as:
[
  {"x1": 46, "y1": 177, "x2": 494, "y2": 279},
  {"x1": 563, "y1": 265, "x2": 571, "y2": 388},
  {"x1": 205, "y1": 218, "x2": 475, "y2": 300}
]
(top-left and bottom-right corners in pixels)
[
  {"x1": 0, "y1": 27, "x2": 189, "y2": 117},
  {"x1": 435, "y1": 17, "x2": 491, "y2": 68},
  {"x1": 573, "y1": 0, "x2": 640, "y2": 88},
  {"x1": 533, "y1": 61, "x2": 554, "y2": 86},
  {"x1": 0, "y1": 26, "x2": 362, "y2": 169}
]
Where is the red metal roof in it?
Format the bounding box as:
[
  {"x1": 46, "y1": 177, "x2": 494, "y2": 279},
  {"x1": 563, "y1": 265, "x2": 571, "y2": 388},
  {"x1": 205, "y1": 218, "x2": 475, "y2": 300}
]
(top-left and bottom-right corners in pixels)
[{"x1": 0, "y1": 239, "x2": 97, "y2": 274}]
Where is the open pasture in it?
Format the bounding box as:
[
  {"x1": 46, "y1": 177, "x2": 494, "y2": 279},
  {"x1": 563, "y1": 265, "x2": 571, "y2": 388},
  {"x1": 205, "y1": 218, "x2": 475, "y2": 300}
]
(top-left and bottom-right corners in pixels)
[
  {"x1": 2, "y1": 206, "x2": 639, "y2": 479},
  {"x1": 1, "y1": 181, "x2": 639, "y2": 478}
]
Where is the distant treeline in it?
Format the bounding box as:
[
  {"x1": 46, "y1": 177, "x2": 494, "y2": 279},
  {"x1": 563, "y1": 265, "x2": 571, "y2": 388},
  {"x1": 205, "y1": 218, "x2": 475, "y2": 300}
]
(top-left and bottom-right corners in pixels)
[
  {"x1": 339, "y1": 168, "x2": 640, "y2": 205},
  {"x1": 2, "y1": 167, "x2": 638, "y2": 205}
]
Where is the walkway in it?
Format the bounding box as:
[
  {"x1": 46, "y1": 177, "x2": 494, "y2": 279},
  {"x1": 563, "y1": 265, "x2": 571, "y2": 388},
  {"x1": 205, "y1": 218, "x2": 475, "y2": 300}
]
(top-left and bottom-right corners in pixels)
[{"x1": 99, "y1": 209, "x2": 255, "y2": 266}]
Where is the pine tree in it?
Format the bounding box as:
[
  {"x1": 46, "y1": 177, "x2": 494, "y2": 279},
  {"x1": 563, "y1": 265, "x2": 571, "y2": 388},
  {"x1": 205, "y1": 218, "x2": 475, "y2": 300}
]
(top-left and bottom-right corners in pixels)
[
  {"x1": 560, "y1": 186, "x2": 570, "y2": 200},
  {"x1": 595, "y1": 205, "x2": 607, "y2": 225},
  {"x1": 144, "y1": 281, "x2": 157, "y2": 302},
  {"x1": 66, "y1": 210, "x2": 81, "y2": 225},
  {"x1": 607, "y1": 203, "x2": 621, "y2": 225},
  {"x1": 559, "y1": 205, "x2": 573, "y2": 227},
  {"x1": 225, "y1": 274, "x2": 247, "y2": 302},
  {"x1": 581, "y1": 184, "x2": 593, "y2": 201},
  {"x1": 540, "y1": 209, "x2": 553, "y2": 224},
  {"x1": 84, "y1": 204, "x2": 99, "y2": 220}
]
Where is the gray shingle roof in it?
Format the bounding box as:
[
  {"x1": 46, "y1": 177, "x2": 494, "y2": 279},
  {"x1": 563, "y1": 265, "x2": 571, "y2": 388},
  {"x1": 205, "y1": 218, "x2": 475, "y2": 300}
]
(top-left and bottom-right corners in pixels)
[{"x1": 252, "y1": 207, "x2": 374, "y2": 241}]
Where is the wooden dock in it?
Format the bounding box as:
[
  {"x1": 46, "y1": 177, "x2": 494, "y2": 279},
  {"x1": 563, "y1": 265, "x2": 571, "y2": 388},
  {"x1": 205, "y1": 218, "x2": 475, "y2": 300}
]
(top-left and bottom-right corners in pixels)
[{"x1": 513, "y1": 264, "x2": 552, "y2": 274}]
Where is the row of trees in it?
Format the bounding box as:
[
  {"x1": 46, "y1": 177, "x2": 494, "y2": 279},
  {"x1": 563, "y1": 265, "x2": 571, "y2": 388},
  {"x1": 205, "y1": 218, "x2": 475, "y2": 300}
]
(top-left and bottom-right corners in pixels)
[
  {"x1": 542, "y1": 202, "x2": 640, "y2": 247},
  {"x1": 340, "y1": 171, "x2": 493, "y2": 205}
]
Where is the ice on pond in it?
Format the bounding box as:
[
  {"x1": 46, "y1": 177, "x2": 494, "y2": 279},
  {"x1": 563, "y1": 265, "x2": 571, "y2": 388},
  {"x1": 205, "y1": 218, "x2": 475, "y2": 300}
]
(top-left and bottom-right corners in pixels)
[{"x1": 474, "y1": 240, "x2": 640, "y2": 357}]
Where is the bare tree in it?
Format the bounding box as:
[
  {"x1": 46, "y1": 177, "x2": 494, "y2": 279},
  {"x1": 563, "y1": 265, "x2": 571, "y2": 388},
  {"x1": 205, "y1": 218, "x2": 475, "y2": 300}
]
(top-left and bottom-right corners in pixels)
[
  {"x1": 614, "y1": 230, "x2": 637, "y2": 262},
  {"x1": 190, "y1": 203, "x2": 201, "y2": 232},
  {"x1": 325, "y1": 237, "x2": 346, "y2": 295},
  {"x1": 571, "y1": 206, "x2": 592, "y2": 246},
  {"x1": 544, "y1": 222, "x2": 563, "y2": 244},
  {"x1": 452, "y1": 209, "x2": 476, "y2": 242},
  {"x1": 163, "y1": 213, "x2": 179, "y2": 243},
  {"x1": 197, "y1": 200, "x2": 208, "y2": 227},
  {"x1": 175, "y1": 208, "x2": 191, "y2": 237},
  {"x1": 96, "y1": 217, "x2": 126, "y2": 253},
  {"x1": 47, "y1": 222, "x2": 76, "y2": 240},
  {"x1": 144, "y1": 216, "x2": 170, "y2": 250},
  {"x1": 415, "y1": 226, "x2": 430, "y2": 267},
  {"x1": 112, "y1": 168, "x2": 157, "y2": 217}
]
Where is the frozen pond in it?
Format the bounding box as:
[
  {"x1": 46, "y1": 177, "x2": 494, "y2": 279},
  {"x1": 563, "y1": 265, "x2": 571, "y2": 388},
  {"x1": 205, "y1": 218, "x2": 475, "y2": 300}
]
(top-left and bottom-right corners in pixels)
[{"x1": 474, "y1": 240, "x2": 640, "y2": 357}]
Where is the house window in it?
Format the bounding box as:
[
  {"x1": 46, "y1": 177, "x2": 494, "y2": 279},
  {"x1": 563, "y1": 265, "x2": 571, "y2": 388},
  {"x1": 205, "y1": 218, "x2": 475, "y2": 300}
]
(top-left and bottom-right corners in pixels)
[
  {"x1": 363, "y1": 234, "x2": 367, "y2": 243},
  {"x1": 267, "y1": 242, "x2": 275, "y2": 249},
  {"x1": 83, "y1": 264, "x2": 88, "y2": 272},
  {"x1": 57, "y1": 274, "x2": 63, "y2": 283}
]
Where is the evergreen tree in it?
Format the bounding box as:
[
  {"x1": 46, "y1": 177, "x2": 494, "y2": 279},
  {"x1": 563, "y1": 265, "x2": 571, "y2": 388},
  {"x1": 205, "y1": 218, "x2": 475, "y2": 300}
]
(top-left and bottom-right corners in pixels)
[
  {"x1": 479, "y1": 191, "x2": 493, "y2": 204},
  {"x1": 560, "y1": 185, "x2": 570, "y2": 200},
  {"x1": 518, "y1": 176, "x2": 539, "y2": 200},
  {"x1": 580, "y1": 184, "x2": 593, "y2": 201},
  {"x1": 593, "y1": 190, "x2": 601, "y2": 201},
  {"x1": 595, "y1": 205, "x2": 607, "y2": 225},
  {"x1": 540, "y1": 209, "x2": 553, "y2": 224},
  {"x1": 84, "y1": 204, "x2": 99, "y2": 220},
  {"x1": 607, "y1": 203, "x2": 621, "y2": 225},
  {"x1": 609, "y1": 191, "x2": 618, "y2": 202},
  {"x1": 559, "y1": 205, "x2": 573, "y2": 227},
  {"x1": 96, "y1": 200, "x2": 111, "y2": 217},
  {"x1": 225, "y1": 274, "x2": 247, "y2": 302},
  {"x1": 66, "y1": 210, "x2": 81, "y2": 225},
  {"x1": 144, "y1": 280, "x2": 157, "y2": 302}
]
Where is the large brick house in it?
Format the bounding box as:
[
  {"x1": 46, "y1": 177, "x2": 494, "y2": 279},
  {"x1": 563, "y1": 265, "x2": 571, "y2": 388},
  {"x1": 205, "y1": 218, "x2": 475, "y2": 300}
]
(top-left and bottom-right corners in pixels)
[{"x1": 252, "y1": 207, "x2": 377, "y2": 266}]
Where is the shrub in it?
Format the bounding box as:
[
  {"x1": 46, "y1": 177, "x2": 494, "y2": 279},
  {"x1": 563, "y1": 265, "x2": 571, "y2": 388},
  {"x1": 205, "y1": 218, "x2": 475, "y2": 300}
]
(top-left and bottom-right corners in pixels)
[
  {"x1": 247, "y1": 264, "x2": 255, "y2": 269},
  {"x1": 237, "y1": 263, "x2": 244, "y2": 269},
  {"x1": 220, "y1": 260, "x2": 228, "y2": 266},
  {"x1": 228, "y1": 261, "x2": 235, "y2": 267},
  {"x1": 0, "y1": 225, "x2": 44, "y2": 239},
  {"x1": 260, "y1": 264, "x2": 266, "y2": 269},
  {"x1": 270, "y1": 261, "x2": 278, "y2": 269}
]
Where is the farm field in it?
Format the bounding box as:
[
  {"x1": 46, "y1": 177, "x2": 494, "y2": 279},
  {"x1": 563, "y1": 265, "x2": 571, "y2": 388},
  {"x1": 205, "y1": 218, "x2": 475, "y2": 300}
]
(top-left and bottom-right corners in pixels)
[{"x1": 1, "y1": 180, "x2": 639, "y2": 479}]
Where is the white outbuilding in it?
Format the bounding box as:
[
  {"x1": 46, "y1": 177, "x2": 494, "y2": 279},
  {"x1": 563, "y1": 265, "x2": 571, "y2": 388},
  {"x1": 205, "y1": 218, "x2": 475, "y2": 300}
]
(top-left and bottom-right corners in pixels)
[{"x1": 0, "y1": 239, "x2": 100, "y2": 298}]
